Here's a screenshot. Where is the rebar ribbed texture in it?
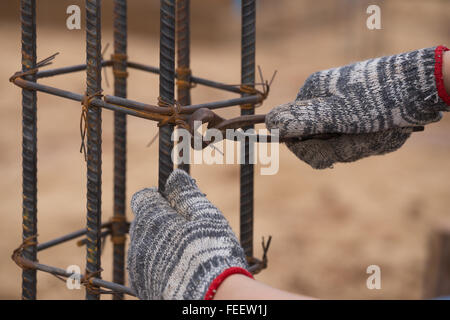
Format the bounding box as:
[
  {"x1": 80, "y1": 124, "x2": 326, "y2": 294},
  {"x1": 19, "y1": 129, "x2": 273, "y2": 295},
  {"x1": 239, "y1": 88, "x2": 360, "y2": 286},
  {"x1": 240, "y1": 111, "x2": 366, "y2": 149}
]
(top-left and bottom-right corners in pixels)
[
  {"x1": 85, "y1": 0, "x2": 103, "y2": 300},
  {"x1": 176, "y1": 0, "x2": 190, "y2": 173},
  {"x1": 158, "y1": 0, "x2": 176, "y2": 192},
  {"x1": 240, "y1": 0, "x2": 256, "y2": 258},
  {"x1": 20, "y1": 0, "x2": 38, "y2": 300},
  {"x1": 112, "y1": 0, "x2": 127, "y2": 300}
]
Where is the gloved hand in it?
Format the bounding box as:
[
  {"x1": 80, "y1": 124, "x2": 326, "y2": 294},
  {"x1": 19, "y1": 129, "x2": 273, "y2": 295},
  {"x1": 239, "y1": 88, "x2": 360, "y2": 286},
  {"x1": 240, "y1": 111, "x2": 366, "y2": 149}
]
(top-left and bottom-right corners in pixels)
[
  {"x1": 127, "y1": 169, "x2": 252, "y2": 300},
  {"x1": 266, "y1": 46, "x2": 450, "y2": 169}
]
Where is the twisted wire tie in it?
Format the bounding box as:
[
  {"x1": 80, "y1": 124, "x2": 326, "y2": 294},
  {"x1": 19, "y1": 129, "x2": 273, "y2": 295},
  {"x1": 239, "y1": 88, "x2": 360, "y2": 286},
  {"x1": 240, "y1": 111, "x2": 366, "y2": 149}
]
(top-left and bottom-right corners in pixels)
[
  {"x1": 246, "y1": 235, "x2": 272, "y2": 274},
  {"x1": 157, "y1": 96, "x2": 189, "y2": 130},
  {"x1": 110, "y1": 215, "x2": 128, "y2": 245},
  {"x1": 80, "y1": 91, "x2": 104, "y2": 161},
  {"x1": 239, "y1": 83, "x2": 269, "y2": 110},
  {"x1": 146, "y1": 97, "x2": 189, "y2": 148},
  {"x1": 82, "y1": 269, "x2": 114, "y2": 295},
  {"x1": 11, "y1": 235, "x2": 38, "y2": 271},
  {"x1": 9, "y1": 52, "x2": 59, "y2": 83},
  {"x1": 111, "y1": 53, "x2": 129, "y2": 79},
  {"x1": 176, "y1": 67, "x2": 196, "y2": 89},
  {"x1": 239, "y1": 67, "x2": 277, "y2": 110}
]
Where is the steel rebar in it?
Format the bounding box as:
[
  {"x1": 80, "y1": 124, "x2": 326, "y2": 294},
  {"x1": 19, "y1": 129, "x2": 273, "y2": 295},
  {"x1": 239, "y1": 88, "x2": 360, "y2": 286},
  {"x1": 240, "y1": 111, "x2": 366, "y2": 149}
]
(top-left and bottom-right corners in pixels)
[
  {"x1": 85, "y1": 0, "x2": 103, "y2": 300},
  {"x1": 19, "y1": 259, "x2": 136, "y2": 296},
  {"x1": 112, "y1": 0, "x2": 127, "y2": 300},
  {"x1": 176, "y1": 0, "x2": 191, "y2": 173},
  {"x1": 37, "y1": 222, "x2": 112, "y2": 252},
  {"x1": 104, "y1": 93, "x2": 262, "y2": 114},
  {"x1": 126, "y1": 61, "x2": 243, "y2": 94},
  {"x1": 35, "y1": 61, "x2": 112, "y2": 78},
  {"x1": 20, "y1": 0, "x2": 38, "y2": 300},
  {"x1": 36, "y1": 59, "x2": 244, "y2": 95},
  {"x1": 240, "y1": 0, "x2": 256, "y2": 258},
  {"x1": 13, "y1": 78, "x2": 169, "y2": 121},
  {"x1": 158, "y1": 0, "x2": 176, "y2": 192}
]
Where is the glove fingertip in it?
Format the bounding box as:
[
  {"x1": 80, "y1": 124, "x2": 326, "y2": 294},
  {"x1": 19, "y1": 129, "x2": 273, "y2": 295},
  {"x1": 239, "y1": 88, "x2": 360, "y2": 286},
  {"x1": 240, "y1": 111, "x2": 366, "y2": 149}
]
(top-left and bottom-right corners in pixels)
[
  {"x1": 165, "y1": 169, "x2": 200, "y2": 198},
  {"x1": 265, "y1": 101, "x2": 300, "y2": 135},
  {"x1": 130, "y1": 187, "x2": 161, "y2": 215},
  {"x1": 286, "y1": 139, "x2": 336, "y2": 170}
]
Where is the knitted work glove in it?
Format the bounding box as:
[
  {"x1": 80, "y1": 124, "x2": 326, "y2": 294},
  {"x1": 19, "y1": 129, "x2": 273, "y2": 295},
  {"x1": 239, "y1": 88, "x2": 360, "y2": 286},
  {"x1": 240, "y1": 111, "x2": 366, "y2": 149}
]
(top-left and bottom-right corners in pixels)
[
  {"x1": 127, "y1": 169, "x2": 252, "y2": 300},
  {"x1": 266, "y1": 46, "x2": 450, "y2": 169},
  {"x1": 285, "y1": 127, "x2": 413, "y2": 169}
]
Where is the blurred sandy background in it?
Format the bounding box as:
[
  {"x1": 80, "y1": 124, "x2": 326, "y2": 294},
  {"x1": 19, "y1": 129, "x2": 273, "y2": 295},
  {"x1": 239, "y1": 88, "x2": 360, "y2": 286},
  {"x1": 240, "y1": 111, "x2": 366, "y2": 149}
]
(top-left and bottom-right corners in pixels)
[{"x1": 1, "y1": 0, "x2": 450, "y2": 299}]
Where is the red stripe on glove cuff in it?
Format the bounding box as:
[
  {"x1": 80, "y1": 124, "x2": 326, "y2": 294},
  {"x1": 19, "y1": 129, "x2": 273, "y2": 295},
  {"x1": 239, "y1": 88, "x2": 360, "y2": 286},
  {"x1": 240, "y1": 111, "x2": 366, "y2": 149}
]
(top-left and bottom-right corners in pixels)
[
  {"x1": 435, "y1": 45, "x2": 450, "y2": 106},
  {"x1": 204, "y1": 267, "x2": 254, "y2": 300}
]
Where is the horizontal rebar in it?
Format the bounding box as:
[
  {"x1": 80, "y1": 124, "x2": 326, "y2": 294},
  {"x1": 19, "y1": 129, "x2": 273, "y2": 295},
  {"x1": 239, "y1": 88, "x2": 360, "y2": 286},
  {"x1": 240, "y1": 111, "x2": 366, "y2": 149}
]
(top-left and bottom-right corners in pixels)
[
  {"x1": 35, "y1": 61, "x2": 112, "y2": 78},
  {"x1": 13, "y1": 255, "x2": 265, "y2": 296},
  {"x1": 36, "y1": 59, "x2": 243, "y2": 95},
  {"x1": 183, "y1": 95, "x2": 262, "y2": 112},
  {"x1": 37, "y1": 222, "x2": 112, "y2": 252},
  {"x1": 77, "y1": 229, "x2": 111, "y2": 247},
  {"x1": 104, "y1": 95, "x2": 172, "y2": 114},
  {"x1": 104, "y1": 94, "x2": 263, "y2": 114},
  {"x1": 13, "y1": 77, "x2": 261, "y2": 119},
  {"x1": 126, "y1": 61, "x2": 242, "y2": 94},
  {"x1": 30, "y1": 260, "x2": 136, "y2": 296},
  {"x1": 12, "y1": 78, "x2": 169, "y2": 122}
]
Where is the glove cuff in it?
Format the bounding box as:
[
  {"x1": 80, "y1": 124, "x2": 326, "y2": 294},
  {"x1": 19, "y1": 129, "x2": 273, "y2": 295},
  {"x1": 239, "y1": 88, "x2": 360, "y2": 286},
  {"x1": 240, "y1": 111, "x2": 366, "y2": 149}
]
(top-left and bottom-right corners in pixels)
[
  {"x1": 204, "y1": 267, "x2": 254, "y2": 300},
  {"x1": 435, "y1": 45, "x2": 450, "y2": 106}
]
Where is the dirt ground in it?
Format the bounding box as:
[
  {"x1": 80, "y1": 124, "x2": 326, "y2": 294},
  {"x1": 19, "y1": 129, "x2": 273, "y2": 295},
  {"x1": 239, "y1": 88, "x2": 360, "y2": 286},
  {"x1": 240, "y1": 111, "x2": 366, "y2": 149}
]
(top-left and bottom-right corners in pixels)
[{"x1": 1, "y1": 0, "x2": 450, "y2": 299}]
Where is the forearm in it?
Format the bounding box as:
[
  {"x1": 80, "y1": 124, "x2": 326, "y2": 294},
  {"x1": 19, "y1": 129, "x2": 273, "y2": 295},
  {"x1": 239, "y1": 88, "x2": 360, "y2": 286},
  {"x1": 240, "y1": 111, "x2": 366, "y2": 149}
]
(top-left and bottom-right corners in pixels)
[
  {"x1": 213, "y1": 274, "x2": 315, "y2": 300},
  {"x1": 444, "y1": 50, "x2": 450, "y2": 95}
]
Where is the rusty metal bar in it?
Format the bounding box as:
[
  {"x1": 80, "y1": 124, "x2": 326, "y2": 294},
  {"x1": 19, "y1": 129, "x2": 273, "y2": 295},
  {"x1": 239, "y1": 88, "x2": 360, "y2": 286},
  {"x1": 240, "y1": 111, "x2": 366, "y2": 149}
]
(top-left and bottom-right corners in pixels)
[
  {"x1": 112, "y1": 0, "x2": 127, "y2": 300},
  {"x1": 127, "y1": 61, "x2": 243, "y2": 94},
  {"x1": 37, "y1": 222, "x2": 112, "y2": 252},
  {"x1": 37, "y1": 60, "x2": 244, "y2": 95},
  {"x1": 176, "y1": 0, "x2": 191, "y2": 173},
  {"x1": 20, "y1": 0, "x2": 38, "y2": 300},
  {"x1": 36, "y1": 60, "x2": 241, "y2": 95},
  {"x1": 104, "y1": 93, "x2": 262, "y2": 114},
  {"x1": 77, "y1": 229, "x2": 111, "y2": 247},
  {"x1": 240, "y1": 0, "x2": 256, "y2": 259},
  {"x1": 158, "y1": 0, "x2": 176, "y2": 192},
  {"x1": 13, "y1": 76, "x2": 264, "y2": 122},
  {"x1": 16, "y1": 259, "x2": 136, "y2": 296},
  {"x1": 12, "y1": 78, "x2": 170, "y2": 122},
  {"x1": 85, "y1": 0, "x2": 103, "y2": 300},
  {"x1": 35, "y1": 61, "x2": 112, "y2": 78}
]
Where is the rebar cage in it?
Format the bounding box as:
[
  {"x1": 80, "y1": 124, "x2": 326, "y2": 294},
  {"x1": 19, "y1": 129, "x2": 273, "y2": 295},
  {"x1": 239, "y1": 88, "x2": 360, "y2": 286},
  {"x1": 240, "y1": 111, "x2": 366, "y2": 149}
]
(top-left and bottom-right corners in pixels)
[{"x1": 11, "y1": 0, "x2": 270, "y2": 300}]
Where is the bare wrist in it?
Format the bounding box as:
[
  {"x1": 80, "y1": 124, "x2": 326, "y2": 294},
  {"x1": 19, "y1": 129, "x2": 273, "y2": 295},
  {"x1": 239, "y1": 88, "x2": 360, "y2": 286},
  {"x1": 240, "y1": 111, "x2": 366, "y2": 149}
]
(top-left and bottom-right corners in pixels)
[{"x1": 444, "y1": 50, "x2": 450, "y2": 95}]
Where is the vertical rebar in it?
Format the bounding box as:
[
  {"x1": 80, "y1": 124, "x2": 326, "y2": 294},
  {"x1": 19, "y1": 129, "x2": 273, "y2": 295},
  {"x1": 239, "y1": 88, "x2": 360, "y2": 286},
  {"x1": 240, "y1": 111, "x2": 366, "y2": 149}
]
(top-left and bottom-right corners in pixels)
[
  {"x1": 176, "y1": 0, "x2": 190, "y2": 173},
  {"x1": 85, "y1": 0, "x2": 103, "y2": 300},
  {"x1": 158, "y1": 0, "x2": 176, "y2": 192},
  {"x1": 112, "y1": 0, "x2": 127, "y2": 300},
  {"x1": 240, "y1": 0, "x2": 256, "y2": 258},
  {"x1": 20, "y1": 0, "x2": 38, "y2": 300}
]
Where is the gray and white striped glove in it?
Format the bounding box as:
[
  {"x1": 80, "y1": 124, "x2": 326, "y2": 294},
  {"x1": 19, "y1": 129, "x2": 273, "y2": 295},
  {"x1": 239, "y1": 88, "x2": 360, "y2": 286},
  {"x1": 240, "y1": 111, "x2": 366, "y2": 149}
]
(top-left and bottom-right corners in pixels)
[
  {"x1": 266, "y1": 46, "x2": 450, "y2": 169},
  {"x1": 127, "y1": 169, "x2": 252, "y2": 300}
]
